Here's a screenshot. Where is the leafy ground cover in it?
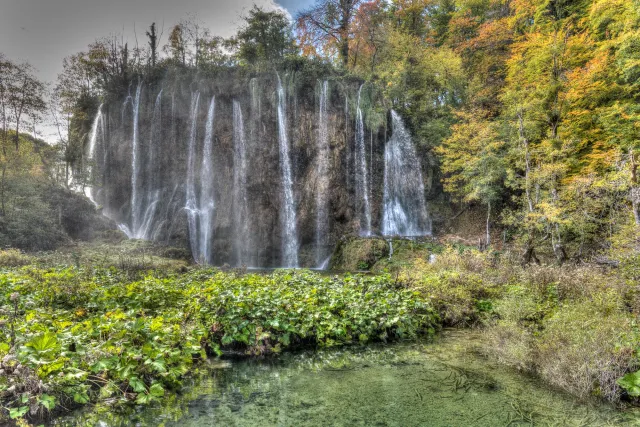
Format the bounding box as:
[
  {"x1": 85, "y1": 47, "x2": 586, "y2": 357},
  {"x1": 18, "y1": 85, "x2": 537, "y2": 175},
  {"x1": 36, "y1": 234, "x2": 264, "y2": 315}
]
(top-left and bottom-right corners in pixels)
[
  {"x1": 0, "y1": 266, "x2": 437, "y2": 424},
  {"x1": 3, "y1": 240, "x2": 640, "y2": 424}
]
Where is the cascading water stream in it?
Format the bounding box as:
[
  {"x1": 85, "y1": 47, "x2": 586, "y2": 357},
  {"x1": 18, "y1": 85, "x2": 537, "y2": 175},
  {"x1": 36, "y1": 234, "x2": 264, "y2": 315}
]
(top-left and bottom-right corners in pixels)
[
  {"x1": 186, "y1": 92, "x2": 202, "y2": 262},
  {"x1": 232, "y1": 100, "x2": 250, "y2": 266},
  {"x1": 250, "y1": 78, "x2": 260, "y2": 117},
  {"x1": 85, "y1": 104, "x2": 103, "y2": 207},
  {"x1": 135, "y1": 90, "x2": 163, "y2": 240},
  {"x1": 276, "y1": 74, "x2": 299, "y2": 267},
  {"x1": 198, "y1": 96, "x2": 216, "y2": 264},
  {"x1": 355, "y1": 85, "x2": 372, "y2": 236},
  {"x1": 130, "y1": 82, "x2": 143, "y2": 237},
  {"x1": 315, "y1": 80, "x2": 330, "y2": 267},
  {"x1": 382, "y1": 110, "x2": 431, "y2": 236}
]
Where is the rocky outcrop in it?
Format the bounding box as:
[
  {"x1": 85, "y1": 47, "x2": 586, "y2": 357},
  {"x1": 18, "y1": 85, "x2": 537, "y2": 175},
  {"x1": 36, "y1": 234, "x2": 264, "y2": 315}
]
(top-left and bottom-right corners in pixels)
[{"x1": 90, "y1": 71, "x2": 436, "y2": 267}]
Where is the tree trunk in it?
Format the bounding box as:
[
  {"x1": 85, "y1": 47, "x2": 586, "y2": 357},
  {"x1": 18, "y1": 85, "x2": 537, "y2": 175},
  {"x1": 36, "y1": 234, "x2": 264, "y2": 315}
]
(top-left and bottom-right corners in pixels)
[
  {"x1": 486, "y1": 201, "x2": 491, "y2": 247},
  {"x1": 522, "y1": 242, "x2": 540, "y2": 266},
  {"x1": 14, "y1": 117, "x2": 20, "y2": 151},
  {"x1": 0, "y1": 164, "x2": 6, "y2": 217},
  {"x1": 553, "y1": 242, "x2": 568, "y2": 264},
  {"x1": 518, "y1": 110, "x2": 534, "y2": 213},
  {"x1": 631, "y1": 186, "x2": 640, "y2": 226},
  {"x1": 339, "y1": 0, "x2": 352, "y2": 68},
  {"x1": 339, "y1": 36, "x2": 349, "y2": 68}
]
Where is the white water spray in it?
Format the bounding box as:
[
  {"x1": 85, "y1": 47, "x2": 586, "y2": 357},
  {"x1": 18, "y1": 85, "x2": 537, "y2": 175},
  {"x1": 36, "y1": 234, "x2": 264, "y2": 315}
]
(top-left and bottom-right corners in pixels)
[
  {"x1": 315, "y1": 81, "x2": 331, "y2": 266},
  {"x1": 85, "y1": 104, "x2": 104, "y2": 207},
  {"x1": 276, "y1": 74, "x2": 299, "y2": 267},
  {"x1": 186, "y1": 92, "x2": 202, "y2": 262},
  {"x1": 198, "y1": 96, "x2": 216, "y2": 264},
  {"x1": 233, "y1": 100, "x2": 250, "y2": 266},
  {"x1": 382, "y1": 111, "x2": 431, "y2": 236},
  {"x1": 130, "y1": 82, "x2": 143, "y2": 236},
  {"x1": 355, "y1": 85, "x2": 372, "y2": 236}
]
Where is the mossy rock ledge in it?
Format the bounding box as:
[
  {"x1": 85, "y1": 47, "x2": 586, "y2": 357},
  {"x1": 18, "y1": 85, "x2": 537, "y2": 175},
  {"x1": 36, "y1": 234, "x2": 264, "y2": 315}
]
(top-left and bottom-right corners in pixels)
[{"x1": 330, "y1": 236, "x2": 389, "y2": 271}]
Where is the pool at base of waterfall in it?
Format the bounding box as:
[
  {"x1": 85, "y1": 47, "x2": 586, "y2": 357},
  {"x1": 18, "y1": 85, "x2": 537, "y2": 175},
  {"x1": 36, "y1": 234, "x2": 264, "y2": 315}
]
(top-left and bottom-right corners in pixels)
[{"x1": 51, "y1": 330, "x2": 635, "y2": 426}]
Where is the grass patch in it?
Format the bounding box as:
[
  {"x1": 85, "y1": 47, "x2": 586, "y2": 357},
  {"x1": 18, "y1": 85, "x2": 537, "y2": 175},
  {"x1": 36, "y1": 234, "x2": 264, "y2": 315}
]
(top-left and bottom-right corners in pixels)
[{"x1": 397, "y1": 247, "x2": 640, "y2": 403}]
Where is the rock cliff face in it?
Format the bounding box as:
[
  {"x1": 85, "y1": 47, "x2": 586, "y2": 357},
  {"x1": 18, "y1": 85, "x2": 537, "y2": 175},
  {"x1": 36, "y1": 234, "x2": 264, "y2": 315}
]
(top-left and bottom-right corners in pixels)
[{"x1": 88, "y1": 71, "x2": 434, "y2": 268}]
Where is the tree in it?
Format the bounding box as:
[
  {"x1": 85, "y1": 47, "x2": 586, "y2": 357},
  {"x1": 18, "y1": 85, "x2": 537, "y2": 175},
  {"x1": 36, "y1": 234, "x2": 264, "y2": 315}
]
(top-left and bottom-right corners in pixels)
[
  {"x1": 146, "y1": 22, "x2": 160, "y2": 68},
  {"x1": 5, "y1": 62, "x2": 45, "y2": 152},
  {"x1": 0, "y1": 54, "x2": 13, "y2": 155},
  {"x1": 376, "y1": 27, "x2": 465, "y2": 148},
  {"x1": 445, "y1": 0, "x2": 513, "y2": 115},
  {"x1": 197, "y1": 36, "x2": 233, "y2": 70},
  {"x1": 235, "y1": 6, "x2": 297, "y2": 68},
  {"x1": 437, "y1": 111, "x2": 507, "y2": 246},
  {"x1": 0, "y1": 54, "x2": 13, "y2": 217},
  {"x1": 165, "y1": 24, "x2": 187, "y2": 66},
  {"x1": 389, "y1": 0, "x2": 432, "y2": 38},
  {"x1": 297, "y1": 0, "x2": 363, "y2": 67},
  {"x1": 163, "y1": 15, "x2": 211, "y2": 68},
  {"x1": 350, "y1": 0, "x2": 388, "y2": 74}
]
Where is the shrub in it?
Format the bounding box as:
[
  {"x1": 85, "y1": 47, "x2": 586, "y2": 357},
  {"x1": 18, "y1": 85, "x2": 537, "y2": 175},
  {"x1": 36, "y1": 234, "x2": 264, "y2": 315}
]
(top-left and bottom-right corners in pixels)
[
  {"x1": 0, "y1": 249, "x2": 33, "y2": 267},
  {"x1": 400, "y1": 254, "x2": 501, "y2": 326},
  {"x1": 536, "y1": 303, "x2": 637, "y2": 402}
]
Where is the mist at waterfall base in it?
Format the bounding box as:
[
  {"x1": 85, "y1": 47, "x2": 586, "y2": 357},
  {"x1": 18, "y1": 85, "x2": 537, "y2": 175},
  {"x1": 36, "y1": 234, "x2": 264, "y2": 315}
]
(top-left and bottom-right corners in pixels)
[{"x1": 85, "y1": 75, "x2": 431, "y2": 268}]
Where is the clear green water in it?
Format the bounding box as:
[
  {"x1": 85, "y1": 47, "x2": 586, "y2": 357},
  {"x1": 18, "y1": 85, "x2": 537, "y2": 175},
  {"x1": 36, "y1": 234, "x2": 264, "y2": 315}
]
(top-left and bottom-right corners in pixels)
[{"x1": 53, "y1": 330, "x2": 638, "y2": 426}]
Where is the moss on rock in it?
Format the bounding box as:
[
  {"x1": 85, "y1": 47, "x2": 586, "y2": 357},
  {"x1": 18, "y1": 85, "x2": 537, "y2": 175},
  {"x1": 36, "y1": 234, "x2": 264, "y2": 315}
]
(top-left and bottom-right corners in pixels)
[{"x1": 330, "y1": 237, "x2": 389, "y2": 270}]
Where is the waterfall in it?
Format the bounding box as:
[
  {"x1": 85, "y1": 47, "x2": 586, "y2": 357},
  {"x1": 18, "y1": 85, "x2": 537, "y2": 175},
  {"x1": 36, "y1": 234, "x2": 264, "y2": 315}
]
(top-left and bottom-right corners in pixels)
[
  {"x1": 319, "y1": 255, "x2": 331, "y2": 271},
  {"x1": 382, "y1": 110, "x2": 431, "y2": 236},
  {"x1": 276, "y1": 74, "x2": 299, "y2": 267},
  {"x1": 137, "y1": 190, "x2": 160, "y2": 241},
  {"x1": 315, "y1": 80, "x2": 330, "y2": 267},
  {"x1": 130, "y1": 81, "x2": 143, "y2": 236},
  {"x1": 199, "y1": 96, "x2": 216, "y2": 264},
  {"x1": 355, "y1": 85, "x2": 372, "y2": 236},
  {"x1": 186, "y1": 92, "x2": 202, "y2": 262},
  {"x1": 147, "y1": 90, "x2": 162, "y2": 186},
  {"x1": 250, "y1": 78, "x2": 260, "y2": 117},
  {"x1": 345, "y1": 95, "x2": 351, "y2": 193},
  {"x1": 85, "y1": 104, "x2": 103, "y2": 207},
  {"x1": 232, "y1": 100, "x2": 250, "y2": 266},
  {"x1": 135, "y1": 90, "x2": 163, "y2": 240}
]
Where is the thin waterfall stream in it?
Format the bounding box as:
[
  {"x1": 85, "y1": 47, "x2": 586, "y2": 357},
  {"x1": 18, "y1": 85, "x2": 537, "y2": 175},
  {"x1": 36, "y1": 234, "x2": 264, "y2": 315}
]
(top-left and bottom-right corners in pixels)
[
  {"x1": 130, "y1": 81, "x2": 143, "y2": 237},
  {"x1": 315, "y1": 80, "x2": 330, "y2": 267},
  {"x1": 276, "y1": 74, "x2": 299, "y2": 268},
  {"x1": 232, "y1": 100, "x2": 250, "y2": 266},
  {"x1": 355, "y1": 85, "x2": 372, "y2": 236},
  {"x1": 136, "y1": 89, "x2": 163, "y2": 240},
  {"x1": 85, "y1": 104, "x2": 103, "y2": 207},
  {"x1": 199, "y1": 96, "x2": 216, "y2": 264},
  {"x1": 186, "y1": 92, "x2": 202, "y2": 262}
]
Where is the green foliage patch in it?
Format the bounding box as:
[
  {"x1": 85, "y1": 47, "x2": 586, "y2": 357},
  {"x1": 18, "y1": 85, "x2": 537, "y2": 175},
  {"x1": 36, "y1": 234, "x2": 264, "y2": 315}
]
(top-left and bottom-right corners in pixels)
[{"x1": 0, "y1": 267, "x2": 437, "y2": 422}]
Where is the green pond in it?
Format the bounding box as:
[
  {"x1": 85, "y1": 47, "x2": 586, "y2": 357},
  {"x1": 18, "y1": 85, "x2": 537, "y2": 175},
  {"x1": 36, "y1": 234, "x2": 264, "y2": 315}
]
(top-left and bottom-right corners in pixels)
[{"x1": 52, "y1": 330, "x2": 636, "y2": 426}]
